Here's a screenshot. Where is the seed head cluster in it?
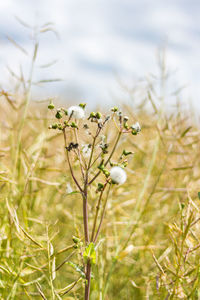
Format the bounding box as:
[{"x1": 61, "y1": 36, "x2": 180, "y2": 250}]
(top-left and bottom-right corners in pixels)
[{"x1": 48, "y1": 102, "x2": 141, "y2": 187}]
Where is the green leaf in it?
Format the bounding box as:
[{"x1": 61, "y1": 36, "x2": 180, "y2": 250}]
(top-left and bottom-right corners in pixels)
[
  {"x1": 83, "y1": 243, "x2": 96, "y2": 265},
  {"x1": 198, "y1": 192, "x2": 200, "y2": 200}
]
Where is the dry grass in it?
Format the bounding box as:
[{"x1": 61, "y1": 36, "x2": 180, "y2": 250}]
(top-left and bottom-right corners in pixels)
[
  {"x1": 0, "y1": 86, "x2": 200, "y2": 300},
  {"x1": 0, "y1": 23, "x2": 199, "y2": 298}
]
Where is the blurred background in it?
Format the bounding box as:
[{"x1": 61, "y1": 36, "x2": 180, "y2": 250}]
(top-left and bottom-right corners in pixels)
[
  {"x1": 1, "y1": 2, "x2": 200, "y2": 299},
  {"x1": 0, "y1": 0, "x2": 199, "y2": 109}
]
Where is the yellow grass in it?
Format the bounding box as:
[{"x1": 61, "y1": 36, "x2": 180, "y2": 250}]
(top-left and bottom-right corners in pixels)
[{"x1": 0, "y1": 87, "x2": 200, "y2": 299}]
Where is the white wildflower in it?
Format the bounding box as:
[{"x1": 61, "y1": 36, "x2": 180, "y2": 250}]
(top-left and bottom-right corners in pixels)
[
  {"x1": 68, "y1": 105, "x2": 85, "y2": 119},
  {"x1": 131, "y1": 122, "x2": 141, "y2": 133},
  {"x1": 82, "y1": 144, "x2": 91, "y2": 158},
  {"x1": 110, "y1": 166, "x2": 127, "y2": 184}
]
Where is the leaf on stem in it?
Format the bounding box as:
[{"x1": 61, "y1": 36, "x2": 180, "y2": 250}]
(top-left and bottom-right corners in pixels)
[{"x1": 83, "y1": 243, "x2": 96, "y2": 265}]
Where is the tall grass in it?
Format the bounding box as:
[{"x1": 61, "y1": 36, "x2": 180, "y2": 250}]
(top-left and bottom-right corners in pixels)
[{"x1": 0, "y1": 24, "x2": 200, "y2": 299}]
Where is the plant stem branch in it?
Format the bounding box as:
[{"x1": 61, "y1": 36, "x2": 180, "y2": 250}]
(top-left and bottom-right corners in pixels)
[
  {"x1": 88, "y1": 127, "x2": 101, "y2": 170},
  {"x1": 94, "y1": 184, "x2": 111, "y2": 243},
  {"x1": 82, "y1": 183, "x2": 89, "y2": 243},
  {"x1": 74, "y1": 127, "x2": 85, "y2": 180},
  {"x1": 89, "y1": 131, "x2": 122, "y2": 185},
  {"x1": 91, "y1": 182, "x2": 108, "y2": 242},
  {"x1": 85, "y1": 261, "x2": 91, "y2": 300},
  {"x1": 63, "y1": 129, "x2": 83, "y2": 193}
]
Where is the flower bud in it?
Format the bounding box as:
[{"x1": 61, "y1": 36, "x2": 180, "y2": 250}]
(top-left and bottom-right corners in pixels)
[
  {"x1": 111, "y1": 106, "x2": 118, "y2": 112},
  {"x1": 64, "y1": 120, "x2": 69, "y2": 126},
  {"x1": 55, "y1": 110, "x2": 62, "y2": 119},
  {"x1": 97, "y1": 183, "x2": 104, "y2": 191},
  {"x1": 98, "y1": 162, "x2": 105, "y2": 171},
  {"x1": 123, "y1": 122, "x2": 129, "y2": 129},
  {"x1": 95, "y1": 112, "x2": 102, "y2": 119},
  {"x1": 122, "y1": 161, "x2": 128, "y2": 167},
  {"x1": 79, "y1": 103, "x2": 86, "y2": 109},
  {"x1": 48, "y1": 102, "x2": 55, "y2": 110},
  {"x1": 103, "y1": 169, "x2": 110, "y2": 177},
  {"x1": 131, "y1": 130, "x2": 137, "y2": 135},
  {"x1": 51, "y1": 123, "x2": 58, "y2": 129},
  {"x1": 71, "y1": 122, "x2": 78, "y2": 129},
  {"x1": 89, "y1": 112, "x2": 96, "y2": 118},
  {"x1": 131, "y1": 122, "x2": 141, "y2": 135},
  {"x1": 57, "y1": 124, "x2": 63, "y2": 130},
  {"x1": 72, "y1": 236, "x2": 80, "y2": 244}
]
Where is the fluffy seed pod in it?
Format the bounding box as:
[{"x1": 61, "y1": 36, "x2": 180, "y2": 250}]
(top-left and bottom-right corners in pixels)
[
  {"x1": 110, "y1": 166, "x2": 127, "y2": 184},
  {"x1": 68, "y1": 106, "x2": 85, "y2": 119}
]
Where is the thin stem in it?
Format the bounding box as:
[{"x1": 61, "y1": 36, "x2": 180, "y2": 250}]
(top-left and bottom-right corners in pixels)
[
  {"x1": 88, "y1": 136, "x2": 97, "y2": 170},
  {"x1": 85, "y1": 261, "x2": 91, "y2": 300},
  {"x1": 104, "y1": 132, "x2": 122, "y2": 166},
  {"x1": 82, "y1": 184, "x2": 89, "y2": 243},
  {"x1": 88, "y1": 127, "x2": 101, "y2": 170},
  {"x1": 89, "y1": 152, "x2": 102, "y2": 169},
  {"x1": 89, "y1": 131, "x2": 122, "y2": 185},
  {"x1": 63, "y1": 129, "x2": 83, "y2": 193},
  {"x1": 94, "y1": 184, "x2": 111, "y2": 243},
  {"x1": 74, "y1": 127, "x2": 85, "y2": 180},
  {"x1": 62, "y1": 277, "x2": 82, "y2": 296},
  {"x1": 82, "y1": 127, "x2": 102, "y2": 244},
  {"x1": 91, "y1": 182, "x2": 108, "y2": 242}
]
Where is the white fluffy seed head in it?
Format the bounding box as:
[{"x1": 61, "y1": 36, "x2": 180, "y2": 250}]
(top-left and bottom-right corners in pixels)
[
  {"x1": 68, "y1": 106, "x2": 85, "y2": 119},
  {"x1": 110, "y1": 166, "x2": 127, "y2": 185}
]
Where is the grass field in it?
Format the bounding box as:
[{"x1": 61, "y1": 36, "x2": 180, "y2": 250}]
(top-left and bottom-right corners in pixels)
[
  {"x1": 0, "y1": 33, "x2": 200, "y2": 299},
  {"x1": 0, "y1": 85, "x2": 200, "y2": 300}
]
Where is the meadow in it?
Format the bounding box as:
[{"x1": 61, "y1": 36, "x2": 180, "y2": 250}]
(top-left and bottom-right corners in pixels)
[{"x1": 0, "y1": 35, "x2": 200, "y2": 299}]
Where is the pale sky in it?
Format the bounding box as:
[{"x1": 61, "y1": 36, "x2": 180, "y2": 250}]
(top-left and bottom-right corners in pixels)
[{"x1": 0, "y1": 0, "x2": 199, "y2": 110}]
